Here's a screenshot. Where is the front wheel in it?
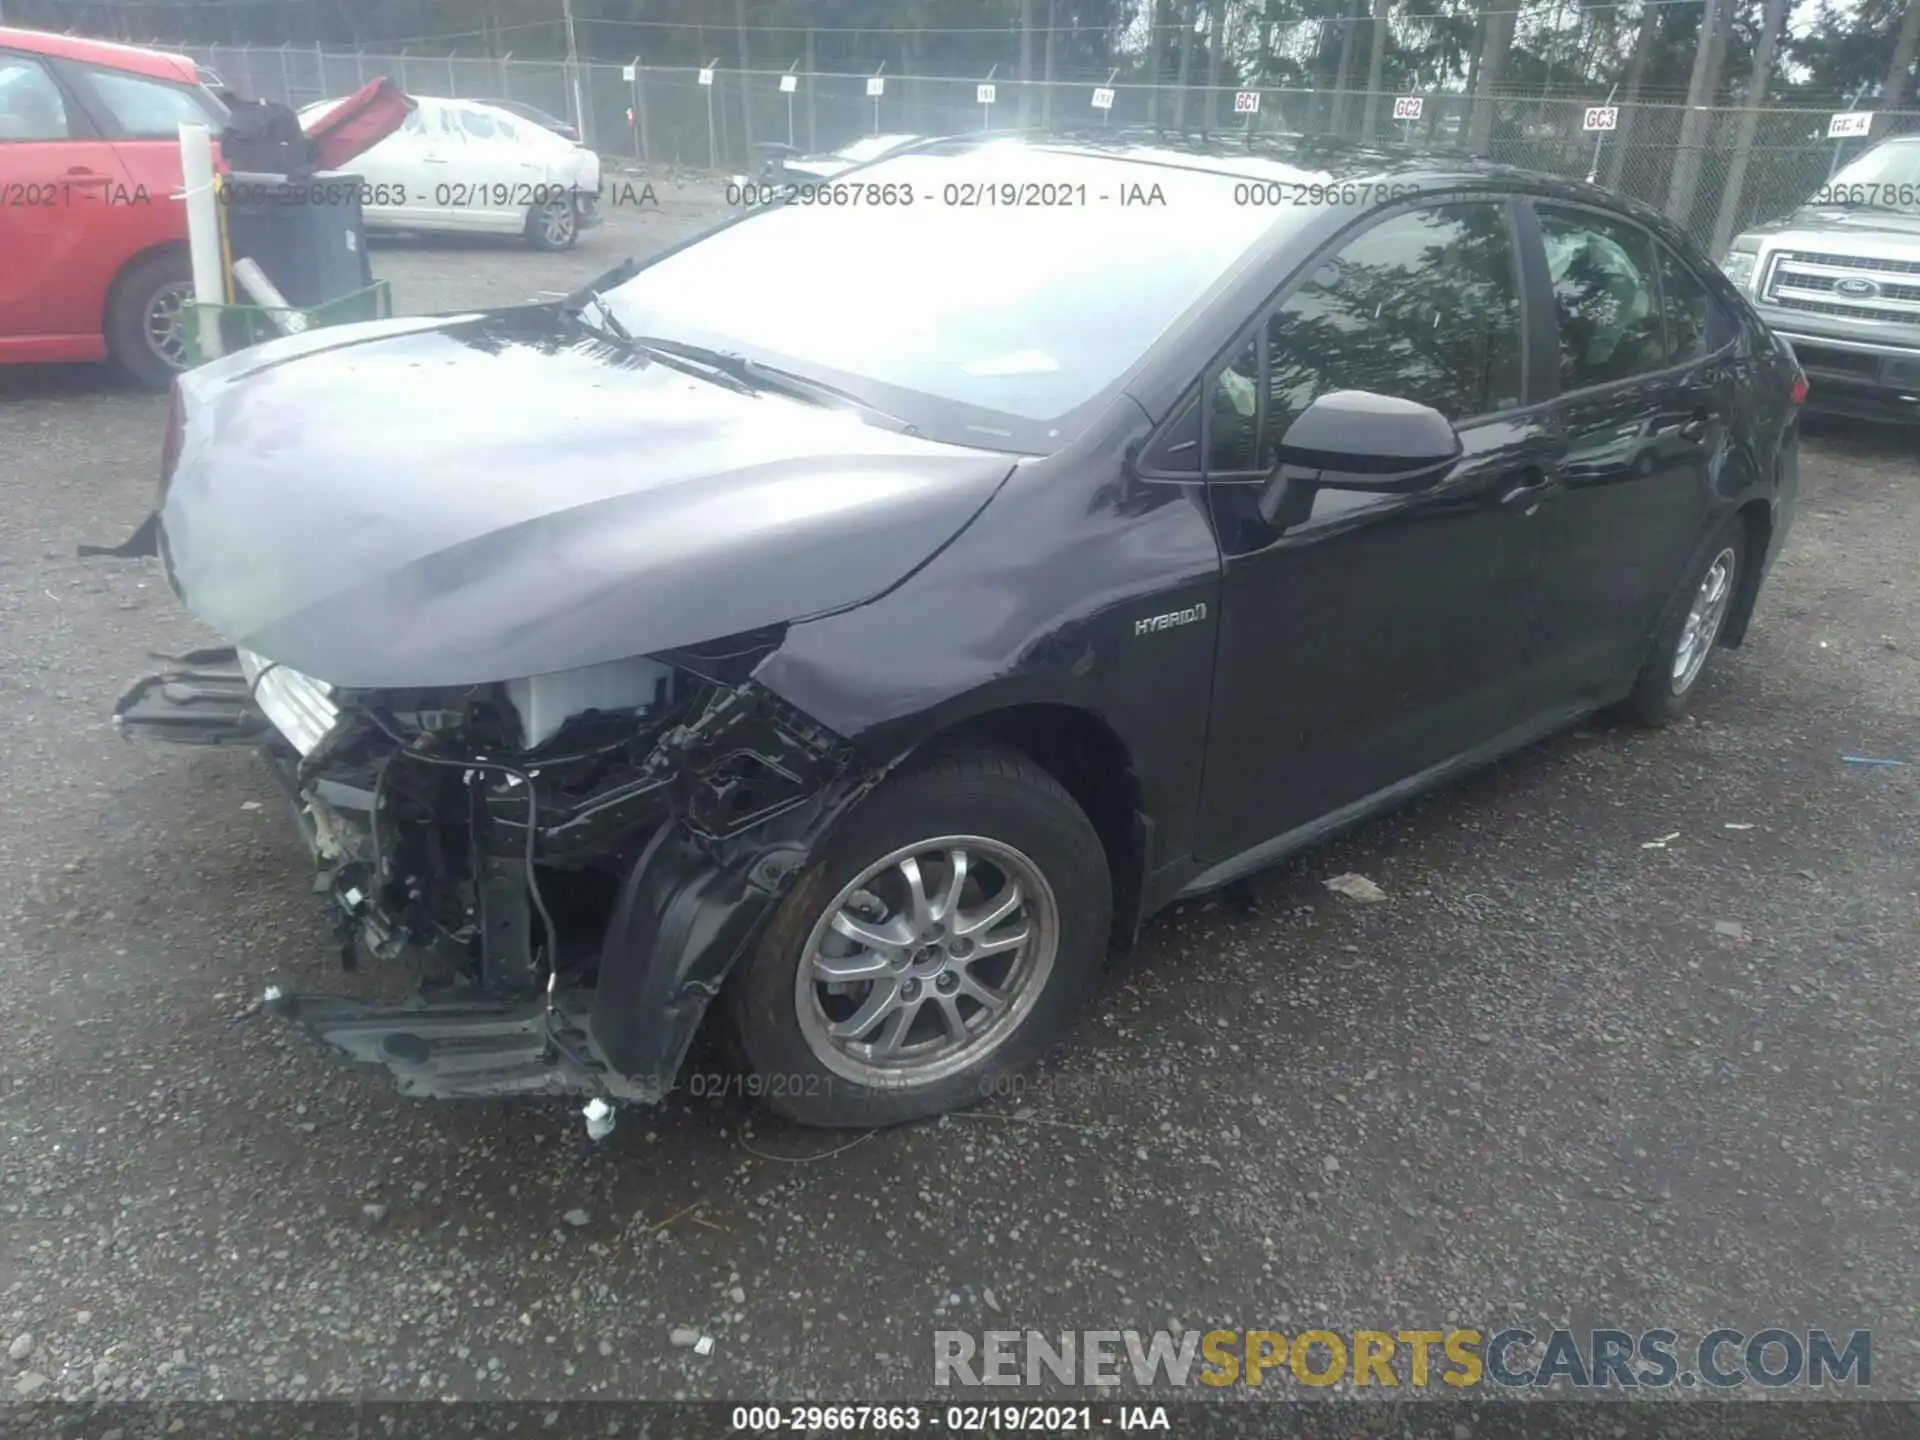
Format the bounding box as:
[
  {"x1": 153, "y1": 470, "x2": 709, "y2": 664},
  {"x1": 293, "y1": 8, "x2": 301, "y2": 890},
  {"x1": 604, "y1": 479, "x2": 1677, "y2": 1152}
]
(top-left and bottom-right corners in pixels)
[
  {"x1": 525, "y1": 194, "x2": 579, "y2": 250},
  {"x1": 1619, "y1": 518, "x2": 1749, "y2": 727},
  {"x1": 723, "y1": 748, "x2": 1112, "y2": 1128}
]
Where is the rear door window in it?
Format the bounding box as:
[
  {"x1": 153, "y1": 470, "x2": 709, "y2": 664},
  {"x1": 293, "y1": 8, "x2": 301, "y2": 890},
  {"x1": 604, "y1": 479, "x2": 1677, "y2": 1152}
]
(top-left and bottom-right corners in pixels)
[
  {"x1": 77, "y1": 64, "x2": 220, "y2": 138},
  {"x1": 1536, "y1": 204, "x2": 1667, "y2": 390}
]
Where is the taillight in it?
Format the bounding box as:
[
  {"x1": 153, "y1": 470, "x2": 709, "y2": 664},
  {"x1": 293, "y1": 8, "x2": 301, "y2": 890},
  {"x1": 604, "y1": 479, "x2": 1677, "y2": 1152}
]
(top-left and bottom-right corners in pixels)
[
  {"x1": 1790, "y1": 371, "x2": 1809, "y2": 407},
  {"x1": 158, "y1": 380, "x2": 185, "y2": 499}
]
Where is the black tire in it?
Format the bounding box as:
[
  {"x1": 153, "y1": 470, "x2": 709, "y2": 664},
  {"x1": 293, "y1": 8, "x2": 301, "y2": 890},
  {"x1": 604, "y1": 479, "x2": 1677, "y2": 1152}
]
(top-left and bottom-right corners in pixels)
[
  {"x1": 723, "y1": 746, "x2": 1112, "y2": 1128},
  {"x1": 1619, "y1": 517, "x2": 1749, "y2": 727},
  {"x1": 525, "y1": 195, "x2": 579, "y2": 251},
  {"x1": 105, "y1": 249, "x2": 194, "y2": 389}
]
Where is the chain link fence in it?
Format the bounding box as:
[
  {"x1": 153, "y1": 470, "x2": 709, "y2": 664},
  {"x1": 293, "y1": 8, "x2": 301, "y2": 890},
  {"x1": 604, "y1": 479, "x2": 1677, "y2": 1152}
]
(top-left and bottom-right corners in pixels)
[{"x1": 184, "y1": 43, "x2": 1920, "y2": 254}]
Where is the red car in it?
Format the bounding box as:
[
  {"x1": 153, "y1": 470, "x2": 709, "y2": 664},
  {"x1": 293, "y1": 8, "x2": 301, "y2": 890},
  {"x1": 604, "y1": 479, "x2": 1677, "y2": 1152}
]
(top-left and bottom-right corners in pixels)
[{"x1": 0, "y1": 27, "x2": 230, "y2": 386}]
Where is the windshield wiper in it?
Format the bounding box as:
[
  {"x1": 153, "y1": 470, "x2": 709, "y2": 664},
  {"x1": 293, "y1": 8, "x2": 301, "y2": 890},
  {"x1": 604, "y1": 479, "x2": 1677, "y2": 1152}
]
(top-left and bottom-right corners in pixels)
[
  {"x1": 561, "y1": 258, "x2": 642, "y2": 344},
  {"x1": 626, "y1": 335, "x2": 917, "y2": 434}
]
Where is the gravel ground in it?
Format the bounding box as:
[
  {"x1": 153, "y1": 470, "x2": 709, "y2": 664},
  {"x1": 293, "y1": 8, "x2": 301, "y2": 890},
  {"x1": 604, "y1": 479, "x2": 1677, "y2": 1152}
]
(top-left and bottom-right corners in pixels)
[{"x1": 1, "y1": 180, "x2": 1917, "y2": 1406}]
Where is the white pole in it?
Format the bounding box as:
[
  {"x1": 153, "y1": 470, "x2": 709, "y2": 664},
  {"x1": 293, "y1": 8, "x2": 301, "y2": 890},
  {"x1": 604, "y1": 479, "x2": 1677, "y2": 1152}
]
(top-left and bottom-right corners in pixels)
[{"x1": 177, "y1": 121, "x2": 223, "y2": 363}]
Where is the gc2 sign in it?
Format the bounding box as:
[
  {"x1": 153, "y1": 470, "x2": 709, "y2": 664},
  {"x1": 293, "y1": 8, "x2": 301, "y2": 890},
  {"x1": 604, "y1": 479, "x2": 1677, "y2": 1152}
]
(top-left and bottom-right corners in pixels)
[
  {"x1": 1091, "y1": 86, "x2": 1115, "y2": 110},
  {"x1": 1392, "y1": 95, "x2": 1423, "y2": 120},
  {"x1": 1582, "y1": 106, "x2": 1619, "y2": 131}
]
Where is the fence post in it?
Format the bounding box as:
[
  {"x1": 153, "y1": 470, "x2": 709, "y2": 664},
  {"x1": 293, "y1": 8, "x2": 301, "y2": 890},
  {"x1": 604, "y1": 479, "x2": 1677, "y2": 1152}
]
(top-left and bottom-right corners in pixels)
[
  {"x1": 355, "y1": 47, "x2": 366, "y2": 90},
  {"x1": 641, "y1": 58, "x2": 656, "y2": 165},
  {"x1": 704, "y1": 57, "x2": 720, "y2": 171},
  {"x1": 277, "y1": 44, "x2": 292, "y2": 107}
]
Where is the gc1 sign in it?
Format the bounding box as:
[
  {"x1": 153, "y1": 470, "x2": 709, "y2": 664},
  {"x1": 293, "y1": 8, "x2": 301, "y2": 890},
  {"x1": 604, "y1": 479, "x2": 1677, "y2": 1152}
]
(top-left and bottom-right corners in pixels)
[
  {"x1": 1582, "y1": 105, "x2": 1619, "y2": 131},
  {"x1": 1091, "y1": 86, "x2": 1115, "y2": 110},
  {"x1": 1234, "y1": 91, "x2": 1260, "y2": 114},
  {"x1": 977, "y1": 83, "x2": 996, "y2": 105},
  {"x1": 1392, "y1": 95, "x2": 1422, "y2": 120},
  {"x1": 1827, "y1": 111, "x2": 1873, "y2": 138}
]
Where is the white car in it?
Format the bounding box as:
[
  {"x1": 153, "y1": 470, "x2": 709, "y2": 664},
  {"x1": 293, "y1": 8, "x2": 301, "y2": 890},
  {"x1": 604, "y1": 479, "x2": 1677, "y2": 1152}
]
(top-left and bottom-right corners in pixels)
[{"x1": 297, "y1": 95, "x2": 601, "y2": 249}]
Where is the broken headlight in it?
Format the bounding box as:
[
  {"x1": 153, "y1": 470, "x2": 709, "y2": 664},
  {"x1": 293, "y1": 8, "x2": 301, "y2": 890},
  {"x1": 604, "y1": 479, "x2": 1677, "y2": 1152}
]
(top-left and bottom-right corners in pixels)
[{"x1": 238, "y1": 648, "x2": 340, "y2": 755}]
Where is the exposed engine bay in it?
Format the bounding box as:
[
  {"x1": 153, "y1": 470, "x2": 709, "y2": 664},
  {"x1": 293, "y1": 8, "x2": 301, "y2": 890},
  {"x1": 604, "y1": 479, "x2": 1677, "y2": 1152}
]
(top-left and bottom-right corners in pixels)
[{"x1": 113, "y1": 631, "x2": 883, "y2": 1108}]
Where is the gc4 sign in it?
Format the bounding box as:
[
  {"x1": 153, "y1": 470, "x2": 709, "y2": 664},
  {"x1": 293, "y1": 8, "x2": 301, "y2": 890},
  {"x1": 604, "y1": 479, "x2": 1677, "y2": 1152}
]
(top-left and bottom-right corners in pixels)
[
  {"x1": 1392, "y1": 95, "x2": 1423, "y2": 120},
  {"x1": 697, "y1": 68, "x2": 714, "y2": 86},
  {"x1": 1091, "y1": 86, "x2": 1115, "y2": 110},
  {"x1": 1234, "y1": 91, "x2": 1260, "y2": 113},
  {"x1": 1582, "y1": 106, "x2": 1619, "y2": 131},
  {"x1": 779, "y1": 73, "x2": 797, "y2": 93},
  {"x1": 1827, "y1": 111, "x2": 1873, "y2": 138},
  {"x1": 866, "y1": 76, "x2": 886, "y2": 97},
  {"x1": 977, "y1": 83, "x2": 996, "y2": 105}
]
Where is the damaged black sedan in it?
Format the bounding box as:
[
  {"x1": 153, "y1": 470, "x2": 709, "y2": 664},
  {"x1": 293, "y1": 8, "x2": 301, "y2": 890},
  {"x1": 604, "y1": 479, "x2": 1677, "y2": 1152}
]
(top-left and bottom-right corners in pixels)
[{"x1": 112, "y1": 134, "x2": 1802, "y2": 1129}]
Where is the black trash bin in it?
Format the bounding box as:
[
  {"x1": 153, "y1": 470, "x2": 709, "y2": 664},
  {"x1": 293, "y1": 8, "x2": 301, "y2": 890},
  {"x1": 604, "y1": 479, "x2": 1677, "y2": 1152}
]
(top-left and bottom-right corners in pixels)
[{"x1": 222, "y1": 170, "x2": 375, "y2": 311}]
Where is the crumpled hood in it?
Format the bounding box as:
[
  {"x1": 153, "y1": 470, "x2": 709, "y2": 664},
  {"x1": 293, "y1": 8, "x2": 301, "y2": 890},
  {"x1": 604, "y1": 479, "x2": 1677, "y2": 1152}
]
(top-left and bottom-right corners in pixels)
[{"x1": 160, "y1": 308, "x2": 1015, "y2": 689}]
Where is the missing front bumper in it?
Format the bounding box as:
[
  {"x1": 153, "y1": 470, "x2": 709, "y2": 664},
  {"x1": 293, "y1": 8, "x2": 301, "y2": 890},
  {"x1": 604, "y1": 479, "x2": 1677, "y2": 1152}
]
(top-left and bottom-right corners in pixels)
[
  {"x1": 264, "y1": 988, "x2": 670, "y2": 1102},
  {"x1": 112, "y1": 647, "x2": 271, "y2": 745},
  {"x1": 115, "y1": 646, "x2": 881, "y2": 1105}
]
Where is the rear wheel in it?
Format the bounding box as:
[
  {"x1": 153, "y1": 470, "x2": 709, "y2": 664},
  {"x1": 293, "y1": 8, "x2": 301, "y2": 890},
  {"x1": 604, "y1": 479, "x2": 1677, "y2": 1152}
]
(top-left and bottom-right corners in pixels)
[
  {"x1": 723, "y1": 747, "x2": 1112, "y2": 1128},
  {"x1": 1620, "y1": 518, "x2": 1748, "y2": 727},
  {"x1": 105, "y1": 249, "x2": 195, "y2": 389},
  {"x1": 526, "y1": 194, "x2": 578, "y2": 251}
]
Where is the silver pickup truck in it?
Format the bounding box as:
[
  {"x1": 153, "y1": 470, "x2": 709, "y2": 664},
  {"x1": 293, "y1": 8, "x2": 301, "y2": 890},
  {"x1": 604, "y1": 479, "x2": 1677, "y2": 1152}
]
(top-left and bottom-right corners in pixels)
[{"x1": 1719, "y1": 133, "x2": 1920, "y2": 423}]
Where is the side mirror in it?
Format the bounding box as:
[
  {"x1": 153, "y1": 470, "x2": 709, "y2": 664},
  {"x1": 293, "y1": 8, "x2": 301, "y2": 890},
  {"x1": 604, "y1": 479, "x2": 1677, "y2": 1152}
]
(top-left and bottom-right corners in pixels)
[{"x1": 1273, "y1": 390, "x2": 1462, "y2": 494}]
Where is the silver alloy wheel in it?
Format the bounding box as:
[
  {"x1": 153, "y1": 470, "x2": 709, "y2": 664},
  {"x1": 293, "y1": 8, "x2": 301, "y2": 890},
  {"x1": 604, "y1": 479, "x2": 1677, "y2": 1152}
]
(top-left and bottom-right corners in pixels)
[
  {"x1": 538, "y1": 197, "x2": 577, "y2": 247},
  {"x1": 143, "y1": 280, "x2": 194, "y2": 371},
  {"x1": 1671, "y1": 546, "x2": 1737, "y2": 695},
  {"x1": 794, "y1": 835, "x2": 1059, "y2": 1088}
]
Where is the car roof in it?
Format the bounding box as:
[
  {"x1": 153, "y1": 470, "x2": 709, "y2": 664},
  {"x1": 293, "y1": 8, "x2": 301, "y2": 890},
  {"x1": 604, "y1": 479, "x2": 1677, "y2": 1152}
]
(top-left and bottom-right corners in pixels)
[
  {"x1": 883, "y1": 129, "x2": 1691, "y2": 240},
  {"x1": 0, "y1": 24, "x2": 198, "y2": 83}
]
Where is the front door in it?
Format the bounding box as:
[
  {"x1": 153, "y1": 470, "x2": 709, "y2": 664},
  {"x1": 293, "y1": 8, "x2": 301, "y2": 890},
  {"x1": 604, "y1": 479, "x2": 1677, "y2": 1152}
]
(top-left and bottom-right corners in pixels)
[
  {"x1": 1194, "y1": 198, "x2": 1563, "y2": 863},
  {"x1": 0, "y1": 51, "x2": 135, "y2": 358}
]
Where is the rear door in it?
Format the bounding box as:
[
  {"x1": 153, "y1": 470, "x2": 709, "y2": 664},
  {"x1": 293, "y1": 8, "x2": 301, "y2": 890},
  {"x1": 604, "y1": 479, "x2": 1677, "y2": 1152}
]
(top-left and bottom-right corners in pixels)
[
  {"x1": 1518, "y1": 200, "x2": 1738, "y2": 704},
  {"x1": 59, "y1": 58, "x2": 223, "y2": 251},
  {"x1": 1190, "y1": 197, "x2": 1565, "y2": 863},
  {"x1": 445, "y1": 103, "x2": 544, "y2": 232},
  {"x1": 0, "y1": 49, "x2": 136, "y2": 357}
]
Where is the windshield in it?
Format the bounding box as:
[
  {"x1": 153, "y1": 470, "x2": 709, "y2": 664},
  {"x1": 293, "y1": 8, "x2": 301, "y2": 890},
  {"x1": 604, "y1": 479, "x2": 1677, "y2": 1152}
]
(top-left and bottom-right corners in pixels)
[
  {"x1": 1819, "y1": 138, "x2": 1920, "y2": 210},
  {"x1": 603, "y1": 146, "x2": 1294, "y2": 440}
]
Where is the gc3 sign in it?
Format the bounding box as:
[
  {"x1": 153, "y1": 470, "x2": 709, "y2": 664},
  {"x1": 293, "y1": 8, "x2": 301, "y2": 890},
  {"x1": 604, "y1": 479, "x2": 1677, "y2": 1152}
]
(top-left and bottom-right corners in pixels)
[{"x1": 1582, "y1": 106, "x2": 1619, "y2": 131}]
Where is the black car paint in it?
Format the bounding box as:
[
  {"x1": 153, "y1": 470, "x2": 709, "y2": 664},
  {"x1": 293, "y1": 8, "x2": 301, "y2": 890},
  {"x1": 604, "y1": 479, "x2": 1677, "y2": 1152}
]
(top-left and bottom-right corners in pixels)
[
  {"x1": 112, "y1": 135, "x2": 1799, "y2": 1105},
  {"x1": 157, "y1": 308, "x2": 1019, "y2": 688}
]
